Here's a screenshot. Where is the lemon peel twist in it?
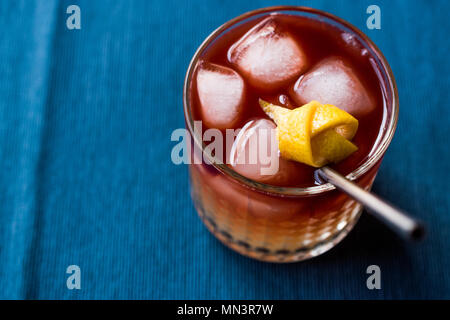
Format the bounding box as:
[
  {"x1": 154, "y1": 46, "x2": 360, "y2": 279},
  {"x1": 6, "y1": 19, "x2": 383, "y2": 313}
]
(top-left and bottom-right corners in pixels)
[{"x1": 259, "y1": 99, "x2": 359, "y2": 168}]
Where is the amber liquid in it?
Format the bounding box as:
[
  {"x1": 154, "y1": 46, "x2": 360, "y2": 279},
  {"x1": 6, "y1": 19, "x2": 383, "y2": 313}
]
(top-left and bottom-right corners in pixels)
[
  {"x1": 190, "y1": 14, "x2": 385, "y2": 187},
  {"x1": 187, "y1": 12, "x2": 388, "y2": 262}
]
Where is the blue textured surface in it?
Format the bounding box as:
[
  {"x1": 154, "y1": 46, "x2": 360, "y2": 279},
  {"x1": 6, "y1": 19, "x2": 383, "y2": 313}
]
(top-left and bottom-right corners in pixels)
[{"x1": 0, "y1": 0, "x2": 449, "y2": 299}]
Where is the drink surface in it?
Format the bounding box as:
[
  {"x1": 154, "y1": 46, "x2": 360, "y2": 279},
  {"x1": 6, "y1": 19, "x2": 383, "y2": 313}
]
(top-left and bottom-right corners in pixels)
[{"x1": 189, "y1": 13, "x2": 385, "y2": 187}]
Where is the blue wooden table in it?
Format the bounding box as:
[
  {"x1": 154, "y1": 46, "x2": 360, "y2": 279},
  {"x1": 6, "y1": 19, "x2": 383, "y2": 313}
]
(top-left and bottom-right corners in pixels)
[{"x1": 0, "y1": 0, "x2": 448, "y2": 299}]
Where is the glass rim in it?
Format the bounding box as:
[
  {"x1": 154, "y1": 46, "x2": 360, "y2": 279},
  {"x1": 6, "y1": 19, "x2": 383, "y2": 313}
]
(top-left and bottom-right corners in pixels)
[{"x1": 183, "y1": 5, "x2": 399, "y2": 196}]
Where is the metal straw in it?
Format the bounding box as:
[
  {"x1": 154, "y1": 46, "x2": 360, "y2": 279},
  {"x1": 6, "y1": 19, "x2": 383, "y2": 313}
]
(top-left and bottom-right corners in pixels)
[{"x1": 317, "y1": 166, "x2": 425, "y2": 241}]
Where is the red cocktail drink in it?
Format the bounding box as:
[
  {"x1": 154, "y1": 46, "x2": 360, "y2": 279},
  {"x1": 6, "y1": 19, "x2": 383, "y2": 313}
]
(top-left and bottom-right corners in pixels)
[{"x1": 184, "y1": 7, "x2": 398, "y2": 262}]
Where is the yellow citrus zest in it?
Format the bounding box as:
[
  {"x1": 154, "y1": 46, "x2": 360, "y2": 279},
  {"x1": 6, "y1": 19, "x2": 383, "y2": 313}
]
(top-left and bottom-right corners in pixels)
[{"x1": 259, "y1": 99, "x2": 359, "y2": 167}]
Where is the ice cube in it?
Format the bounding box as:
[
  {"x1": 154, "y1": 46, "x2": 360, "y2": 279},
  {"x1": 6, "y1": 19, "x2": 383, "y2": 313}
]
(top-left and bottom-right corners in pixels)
[
  {"x1": 291, "y1": 57, "x2": 375, "y2": 117},
  {"x1": 229, "y1": 118, "x2": 307, "y2": 186},
  {"x1": 228, "y1": 16, "x2": 308, "y2": 89},
  {"x1": 196, "y1": 62, "x2": 245, "y2": 129}
]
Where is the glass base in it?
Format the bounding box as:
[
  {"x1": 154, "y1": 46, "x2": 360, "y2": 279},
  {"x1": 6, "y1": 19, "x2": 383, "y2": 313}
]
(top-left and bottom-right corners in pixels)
[{"x1": 193, "y1": 192, "x2": 363, "y2": 263}]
